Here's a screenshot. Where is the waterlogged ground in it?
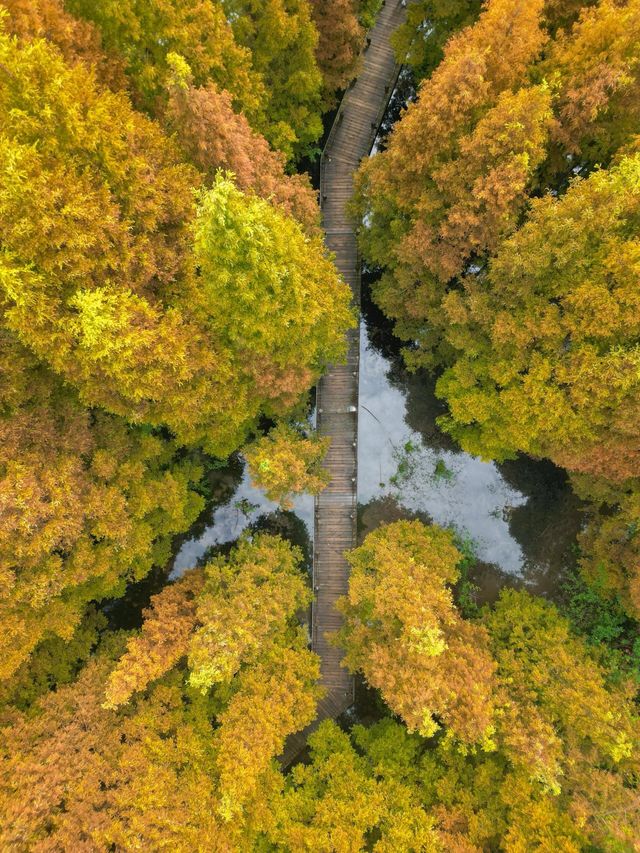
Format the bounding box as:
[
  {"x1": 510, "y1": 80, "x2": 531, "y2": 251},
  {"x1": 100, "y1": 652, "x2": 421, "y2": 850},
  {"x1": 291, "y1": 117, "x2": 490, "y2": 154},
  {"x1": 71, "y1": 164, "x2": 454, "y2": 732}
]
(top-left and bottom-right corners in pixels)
[
  {"x1": 357, "y1": 282, "x2": 584, "y2": 603},
  {"x1": 171, "y1": 454, "x2": 314, "y2": 578},
  {"x1": 172, "y1": 69, "x2": 583, "y2": 604}
]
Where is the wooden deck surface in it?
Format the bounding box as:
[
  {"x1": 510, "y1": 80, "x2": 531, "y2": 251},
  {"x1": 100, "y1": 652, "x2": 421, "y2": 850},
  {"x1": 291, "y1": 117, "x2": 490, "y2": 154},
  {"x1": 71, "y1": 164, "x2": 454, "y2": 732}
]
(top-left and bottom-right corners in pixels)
[{"x1": 281, "y1": 0, "x2": 406, "y2": 766}]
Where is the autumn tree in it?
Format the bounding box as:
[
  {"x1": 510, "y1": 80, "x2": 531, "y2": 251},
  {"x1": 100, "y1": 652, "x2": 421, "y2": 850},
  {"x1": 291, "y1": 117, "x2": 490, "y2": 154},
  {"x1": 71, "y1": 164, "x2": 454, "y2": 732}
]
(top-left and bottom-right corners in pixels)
[
  {"x1": 165, "y1": 53, "x2": 320, "y2": 234},
  {"x1": 483, "y1": 588, "x2": 640, "y2": 848},
  {"x1": 572, "y1": 473, "x2": 640, "y2": 618},
  {"x1": 222, "y1": 0, "x2": 324, "y2": 159},
  {"x1": 214, "y1": 630, "x2": 320, "y2": 819},
  {"x1": 0, "y1": 606, "x2": 106, "y2": 718},
  {"x1": 357, "y1": 0, "x2": 640, "y2": 370},
  {"x1": 0, "y1": 15, "x2": 350, "y2": 691},
  {"x1": 544, "y1": 0, "x2": 640, "y2": 170},
  {"x1": 105, "y1": 534, "x2": 312, "y2": 703},
  {"x1": 436, "y1": 153, "x2": 640, "y2": 482},
  {"x1": 105, "y1": 534, "x2": 320, "y2": 816},
  {"x1": 0, "y1": 345, "x2": 204, "y2": 680},
  {"x1": 266, "y1": 720, "x2": 441, "y2": 851},
  {"x1": 65, "y1": 0, "x2": 327, "y2": 159},
  {"x1": 2, "y1": 0, "x2": 127, "y2": 87},
  {"x1": 336, "y1": 521, "x2": 496, "y2": 742},
  {"x1": 245, "y1": 423, "x2": 330, "y2": 508},
  {"x1": 64, "y1": 0, "x2": 264, "y2": 122},
  {"x1": 103, "y1": 571, "x2": 204, "y2": 709},
  {"x1": 188, "y1": 535, "x2": 312, "y2": 692},
  {"x1": 190, "y1": 176, "x2": 352, "y2": 452},
  {"x1": 309, "y1": 0, "x2": 363, "y2": 103},
  {"x1": 0, "y1": 31, "x2": 351, "y2": 454},
  {"x1": 0, "y1": 646, "x2": 240, "y2": 850},
  {"x1": 1, "y1": 536, "x2": 321, "y2": 847},
  {"x1": 354, "y1": 0, "x2": 552, "y2": 367}
]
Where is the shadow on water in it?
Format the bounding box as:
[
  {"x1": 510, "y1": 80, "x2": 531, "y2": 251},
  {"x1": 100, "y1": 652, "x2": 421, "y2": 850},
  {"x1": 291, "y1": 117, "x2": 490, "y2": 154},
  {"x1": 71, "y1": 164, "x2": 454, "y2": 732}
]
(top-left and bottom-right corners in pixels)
[{"x1": 375, "y1": 67, "x2": 417, "y2": 152}]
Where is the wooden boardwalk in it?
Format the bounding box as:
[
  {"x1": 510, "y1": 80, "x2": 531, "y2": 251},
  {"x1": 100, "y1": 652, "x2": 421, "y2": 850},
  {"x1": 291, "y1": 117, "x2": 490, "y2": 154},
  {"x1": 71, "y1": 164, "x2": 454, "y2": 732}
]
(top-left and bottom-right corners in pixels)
[{"x1": 282, "y1": 0, "x2": 406, "y2": 766}]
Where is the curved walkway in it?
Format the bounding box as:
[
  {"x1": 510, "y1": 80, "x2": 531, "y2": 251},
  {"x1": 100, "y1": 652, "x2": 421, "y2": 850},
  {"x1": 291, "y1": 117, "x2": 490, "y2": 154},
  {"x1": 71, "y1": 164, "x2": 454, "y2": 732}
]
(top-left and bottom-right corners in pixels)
[{"x1": 282, "y1": 0, "x2": 407, "y2": 765}]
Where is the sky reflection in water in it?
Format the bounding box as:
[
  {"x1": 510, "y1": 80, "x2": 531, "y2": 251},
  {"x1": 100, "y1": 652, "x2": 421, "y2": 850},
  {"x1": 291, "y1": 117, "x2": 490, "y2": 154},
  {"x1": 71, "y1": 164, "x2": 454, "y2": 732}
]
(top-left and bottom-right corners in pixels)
[
  {"x1": 358, "y1": 321, "x2": 527, "y2": 573},
  {"x1": 171, "y1": 465, "x2": 313, "y2": 578},
  {"x1": 357, "y1": 298, "x2": 583, "y2": 601}
]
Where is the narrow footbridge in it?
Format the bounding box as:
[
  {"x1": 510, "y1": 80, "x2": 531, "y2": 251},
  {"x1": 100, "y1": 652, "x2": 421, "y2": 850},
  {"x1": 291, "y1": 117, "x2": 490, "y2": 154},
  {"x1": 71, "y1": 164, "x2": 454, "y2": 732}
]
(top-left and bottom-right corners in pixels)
[{"x1": 282, "y1": 0, "x2": 406, "y2": 765}]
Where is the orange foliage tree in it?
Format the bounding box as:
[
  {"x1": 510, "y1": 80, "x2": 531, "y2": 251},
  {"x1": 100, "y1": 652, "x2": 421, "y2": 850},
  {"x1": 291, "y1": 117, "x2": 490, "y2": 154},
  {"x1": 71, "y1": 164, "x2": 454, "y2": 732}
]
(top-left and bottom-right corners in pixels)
[
  {"x1": 165, "y1": 53, "x2": 320, "y2": 234},
  {"x1": 309, "y1": 0, "x2": 363, "y2": 102},
  {"x1": 356, "y1": 0, "x2": 640, "y2": 369},
  {"x1": 0, "y1": 345, "x2": 204, "y2": 679},
  {"x1": 544, "y1": 0, "x2": 640, "y2": 167},
  {"x1": 1, "y1": 536, "x2": 321, "y2": 847},
  {"x1": 105, "y1": 534, "x2": 313, "y2": 705},
  {"x1": 0, "y1": 649, "x2": 242, "y2": 849},
  {"x1": 1, "y1": 0, "x2": 127, "y2": 87},
  {"x1": 354, "y1": 0, "x2": 552, "y2": 367},
  {"x1": 104, "y1": 534, "x2": 320, "y2": 818}
]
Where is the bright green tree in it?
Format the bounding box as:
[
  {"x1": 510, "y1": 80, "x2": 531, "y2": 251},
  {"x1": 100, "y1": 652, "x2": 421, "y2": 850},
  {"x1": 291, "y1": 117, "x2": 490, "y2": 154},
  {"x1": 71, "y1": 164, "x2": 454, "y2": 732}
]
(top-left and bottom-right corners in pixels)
[{"x1": 222, "y1": 0, "x2": 324, "y2": 158}]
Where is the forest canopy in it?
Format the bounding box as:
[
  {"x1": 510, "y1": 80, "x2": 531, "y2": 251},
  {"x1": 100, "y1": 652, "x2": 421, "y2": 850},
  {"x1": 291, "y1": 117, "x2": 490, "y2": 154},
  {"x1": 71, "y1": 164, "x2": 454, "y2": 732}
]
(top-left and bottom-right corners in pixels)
[
  {"x1": 355, "y1": 0, "x2": 640, "y2": 620},
  {"x1": 1, "y1": 0, "x2": 639, "y2": 849}
]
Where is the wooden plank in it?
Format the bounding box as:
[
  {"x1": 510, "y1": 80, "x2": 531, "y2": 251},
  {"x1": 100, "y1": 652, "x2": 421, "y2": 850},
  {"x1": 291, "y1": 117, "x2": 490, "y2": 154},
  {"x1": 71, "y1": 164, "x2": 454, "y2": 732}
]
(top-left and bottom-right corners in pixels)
[{"x1": 281, "y1": 0, "x2": 407, "y2": 769}]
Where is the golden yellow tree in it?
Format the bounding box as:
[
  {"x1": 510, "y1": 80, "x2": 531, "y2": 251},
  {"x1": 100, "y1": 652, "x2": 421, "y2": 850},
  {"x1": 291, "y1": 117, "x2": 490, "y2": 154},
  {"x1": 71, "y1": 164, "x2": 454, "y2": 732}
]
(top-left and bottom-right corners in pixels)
[
  {"x1": 337, "y1": 521, "x2": 496, "y2": 742},
  {"x1": 245, "y1": 423, "x2": 330, "y2": 509}
]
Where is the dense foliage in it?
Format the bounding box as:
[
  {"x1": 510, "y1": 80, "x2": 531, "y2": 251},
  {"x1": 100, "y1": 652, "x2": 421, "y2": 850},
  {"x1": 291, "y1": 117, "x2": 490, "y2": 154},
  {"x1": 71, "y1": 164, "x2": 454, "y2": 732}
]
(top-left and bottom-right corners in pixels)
[
  {"x1": 4, "y1": 521, "x2": 637, "y2": 850},
  {"x1": 2, "y1": 0, "x2": 639, "y2": 849},
  {"x1": 0, "y1": 0, "x2": 352, "y2": 681},
  {"x1": 356, "y1": 0, "x2": 640, "y2": 619},
  {"x1": 337, "y1": 521, "x2": 496, "y2": 742}
]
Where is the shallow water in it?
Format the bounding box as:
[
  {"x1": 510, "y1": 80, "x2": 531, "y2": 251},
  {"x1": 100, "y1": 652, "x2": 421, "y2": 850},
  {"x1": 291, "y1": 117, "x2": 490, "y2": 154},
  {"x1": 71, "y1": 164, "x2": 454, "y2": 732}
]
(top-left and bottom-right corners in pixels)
[
  {"x1": 171, "y1": 455, "x2": 314, "y2": 578},
  {"x1": 357, "y1": 283, "x2": 584, "y2": 603}
]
